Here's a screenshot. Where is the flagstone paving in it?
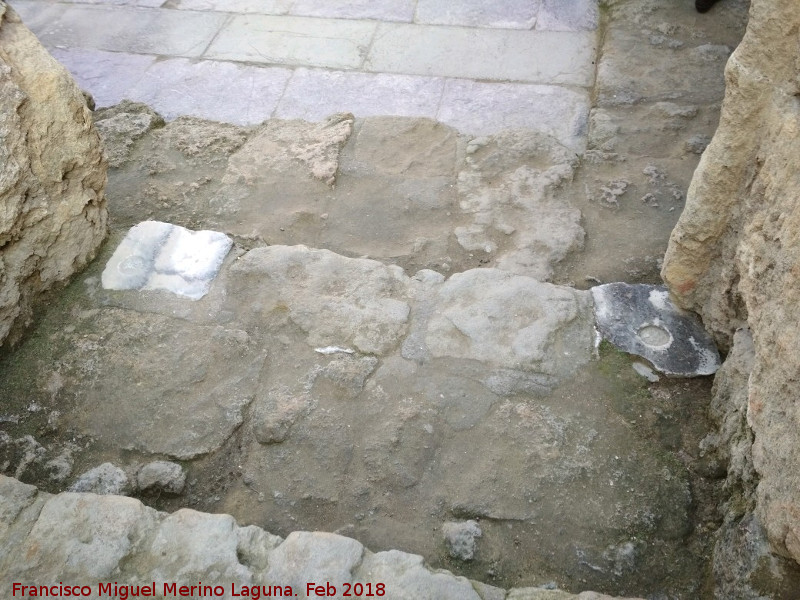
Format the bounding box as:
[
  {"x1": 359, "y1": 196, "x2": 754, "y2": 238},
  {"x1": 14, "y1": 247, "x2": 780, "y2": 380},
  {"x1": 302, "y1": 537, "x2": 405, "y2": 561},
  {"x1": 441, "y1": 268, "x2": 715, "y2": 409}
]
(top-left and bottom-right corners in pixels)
[{"x1": 8, "y1": 0, "x2": 599, "y2": 150}]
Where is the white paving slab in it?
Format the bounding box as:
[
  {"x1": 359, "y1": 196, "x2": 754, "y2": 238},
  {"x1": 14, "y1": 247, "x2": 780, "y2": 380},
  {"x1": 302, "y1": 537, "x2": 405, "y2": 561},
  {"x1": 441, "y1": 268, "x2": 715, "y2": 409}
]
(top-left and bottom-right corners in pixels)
[
  {"x1": 276, "y1": 68, "x2": 444, "y2": 122},
  {"x1": 437, "y1": 79, "x2": 590, "y2": 152},
  {"x1": 50, "y1": 48, "x2": 157, "y2": 107},
  {"x1": 27, "y1": 4, "x2": 226, "y2": 57},
  {"x1": 165, "y1": 0, "x2": 291, "y2": 13},
  {"x1": 414, "y1": 0, "x2": 541, "y2": 29},
  {"x1": 289, "y1": 0, "x2": 415, "y2": 22},
  {"x1": 66, "y1": 0, "x2": 165, "y2": 7},
  {"x1": 366, "y1": 23, "x2": 596, "y2": 85},
  {"x1": 15, "y1": 0, "x2": 602, "y2": 148},
  {"x1": 102, "y1": 221, "x2": 233, "y2": 300},
  {"x1": 6, "y1": 0, "x2": 67, "y2": 31},
  {"x1": 123, "y1": 58, "x2": 292, "y2": 123},
  {"x1": 537, "y1": 0, "x2": 600, "y2": 31},
  {"x1": 205, "y1": 14, "x2": 376, "y2": 70}
]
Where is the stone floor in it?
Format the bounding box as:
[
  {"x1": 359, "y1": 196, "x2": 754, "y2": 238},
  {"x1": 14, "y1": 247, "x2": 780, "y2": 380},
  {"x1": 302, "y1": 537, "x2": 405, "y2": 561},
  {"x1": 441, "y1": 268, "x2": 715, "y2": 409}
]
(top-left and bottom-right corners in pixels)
[
  {"x1": 9, "y1": 0, "x2": 599, "y2": 150},
  {"x1": 0, "y1": 0, "x2": 754, "y2": 598}
]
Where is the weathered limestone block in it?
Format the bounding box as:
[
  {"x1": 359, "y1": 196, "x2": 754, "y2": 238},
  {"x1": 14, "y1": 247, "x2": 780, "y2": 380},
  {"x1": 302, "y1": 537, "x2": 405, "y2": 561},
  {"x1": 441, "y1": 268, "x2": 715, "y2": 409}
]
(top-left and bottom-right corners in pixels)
[
  {"x1": 0, "y1": 2, "x2": 107, "y2": 348},
  {"x1": 661, "y1": 0, "x2": 800, "y2": 576},
  {"x1": 0, "y1": 475, "x2": 641, "y2": 600}
]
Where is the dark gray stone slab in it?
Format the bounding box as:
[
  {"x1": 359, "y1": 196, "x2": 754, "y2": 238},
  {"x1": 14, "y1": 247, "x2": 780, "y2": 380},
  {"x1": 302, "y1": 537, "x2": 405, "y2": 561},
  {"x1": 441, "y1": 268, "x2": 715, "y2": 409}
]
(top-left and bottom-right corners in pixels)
[{"x1": 592, "y1": 283, "x2": 721, "y2": 376}]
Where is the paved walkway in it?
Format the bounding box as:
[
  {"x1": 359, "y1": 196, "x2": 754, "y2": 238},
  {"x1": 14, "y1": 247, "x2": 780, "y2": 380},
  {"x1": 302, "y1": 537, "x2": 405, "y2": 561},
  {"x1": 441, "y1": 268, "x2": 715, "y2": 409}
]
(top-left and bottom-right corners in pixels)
[{"x1": 10, "y1": 0, "x2": 598, "y2": 150}]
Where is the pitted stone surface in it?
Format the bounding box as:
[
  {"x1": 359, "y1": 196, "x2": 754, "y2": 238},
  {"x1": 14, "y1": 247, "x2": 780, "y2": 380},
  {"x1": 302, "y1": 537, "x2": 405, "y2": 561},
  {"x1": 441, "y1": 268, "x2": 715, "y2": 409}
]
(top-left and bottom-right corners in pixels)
[
  {"x1": 442, "y1": 520, "x2": 482, "y2": 561},
  {"x1": 69, "y1": 462, "x2": 130, "y2": 495},
  {"x1": 425, "y1": 269, "x2": 593, "y2": 376},
  {"x1": 137, "y1": 461, "x2": 186, "y2": 495},
  {"x1": 592, "y1": 283, "x2": 721, "y2": 376}
]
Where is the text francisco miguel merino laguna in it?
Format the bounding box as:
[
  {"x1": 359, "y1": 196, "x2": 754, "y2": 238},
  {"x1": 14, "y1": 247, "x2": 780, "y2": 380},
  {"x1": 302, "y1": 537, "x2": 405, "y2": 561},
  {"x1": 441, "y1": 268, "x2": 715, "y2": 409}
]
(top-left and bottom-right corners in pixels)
[{"x1": 12, "y1": 581, "x2": 388, "y2": 598}]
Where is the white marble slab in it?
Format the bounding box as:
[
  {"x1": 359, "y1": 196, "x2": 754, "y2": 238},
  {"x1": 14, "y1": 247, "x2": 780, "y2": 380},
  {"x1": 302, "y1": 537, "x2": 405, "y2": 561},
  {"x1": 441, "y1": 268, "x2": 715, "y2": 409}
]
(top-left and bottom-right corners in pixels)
[{"x1": 102, "y1": 221, "x2": 232, "y2": 299}]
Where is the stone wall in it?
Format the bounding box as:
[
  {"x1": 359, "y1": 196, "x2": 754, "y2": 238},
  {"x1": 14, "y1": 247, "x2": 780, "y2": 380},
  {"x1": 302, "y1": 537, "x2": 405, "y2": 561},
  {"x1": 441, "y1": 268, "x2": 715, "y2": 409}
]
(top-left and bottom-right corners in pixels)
[
  {"x1": 662, "y1": 0, "x2": 800, "y2": 593},
  {"x1": 0, "y1": 475, "x2": 640, "y2": 600},
  {"x1": 0, "y1": 2, "x2": 107, "y2": 348}
]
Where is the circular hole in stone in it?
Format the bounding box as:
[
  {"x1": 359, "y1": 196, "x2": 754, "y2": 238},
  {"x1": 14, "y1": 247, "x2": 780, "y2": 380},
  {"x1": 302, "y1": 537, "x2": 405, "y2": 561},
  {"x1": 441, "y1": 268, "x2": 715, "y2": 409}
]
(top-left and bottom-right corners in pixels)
[
  {"x1": 118, "y1": 255, "x2": 148, "y2": 275},
  {"x1": 637, "y1": 324, "x2": 672, "y2": 348}
]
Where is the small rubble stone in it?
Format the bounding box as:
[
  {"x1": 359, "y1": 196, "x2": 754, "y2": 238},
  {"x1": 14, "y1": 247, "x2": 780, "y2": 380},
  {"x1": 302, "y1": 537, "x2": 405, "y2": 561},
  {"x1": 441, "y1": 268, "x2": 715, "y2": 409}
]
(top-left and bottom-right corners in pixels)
[
  {"x1": 69, "y1": 463, "x2": 130, "y2": 495},
  {"x1": 93, "y1": 100, "x2": 165, "y2": 167},
  {"x1": 683, "y1": 134, "x2": 711, "y2": 155},
  {"x1": 442, "y1": 520, "x2": 482, "y2": 561},
  {"x1": 137, "y1": 461, "x2": 185, "y2": 495},
  {"x1": 632, "y1": 362, "x2": 659, "y2": 383},
  {"x1": 252, "y1": 391, "x2": 311, "y2": 445},
  {"x1": 315, "y1": 355, "x2": 379, "y2": 399}
]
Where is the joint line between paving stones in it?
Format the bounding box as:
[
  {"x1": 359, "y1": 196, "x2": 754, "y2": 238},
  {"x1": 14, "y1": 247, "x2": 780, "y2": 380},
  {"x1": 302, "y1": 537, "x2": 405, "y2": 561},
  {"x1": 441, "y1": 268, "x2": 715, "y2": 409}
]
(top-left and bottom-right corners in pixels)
[
  {"x1": 198, "y1": 11, "x2": 232, "y2": 58},
  {"x1": 587, "y1": 7, "x2": 609, "y2": 106},
  {"x1": 434, "y1": 77, "x2": 448, "y2": 120},
  {"x1": 531, "y1": 0, "x2": 540, "y2": 29},
  {"x1": 360, "y1": 21, "x2": 380, "y2": 70},
  {"x1": 271, "y1": 67, "x2": 296, "y2": 119}
]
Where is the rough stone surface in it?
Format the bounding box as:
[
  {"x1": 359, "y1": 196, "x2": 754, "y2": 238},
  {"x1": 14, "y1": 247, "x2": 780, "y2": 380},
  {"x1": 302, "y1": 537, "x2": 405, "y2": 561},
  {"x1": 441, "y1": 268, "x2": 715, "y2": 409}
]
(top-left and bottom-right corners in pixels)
[
  {"x1": 661, "y1": 0, "x2": 800, "y2": 578},
  {"x1": 0, "y1": 432, "x2": 75, "y2": 485},
  {"x1": 68, "y1": 462, "x2": 130, "y2": 495},
  {"x1": 223, "y1": 112, "x2": 354, "y2": 187},
  {"x1": 425, "y1": 269, "x2": 593, "y2": 377},
  {"x1": 93, "y1": 100, "x2": 164, "y2": 167},
  {"x1": 455, "y1": 131, "x2": 584, "y2": 279},
  {"x1": 137, "y1": 460, "x2": 186, "y2": 495},
  {"x1": 229, "y1": 245, "x2": 412, "y2": 355},
  {"x1": 442, "y1": 520, "x2": 482, "y2": 561},
  {"x1": 0, "y1": 475, "x2": 639, "y2": 600},
  {"x1": 3, "y1": 303, "x2": 266, "y2": 460},
  {"x1": 0, "y1": 2, "x2": 107, "y2": 348}
]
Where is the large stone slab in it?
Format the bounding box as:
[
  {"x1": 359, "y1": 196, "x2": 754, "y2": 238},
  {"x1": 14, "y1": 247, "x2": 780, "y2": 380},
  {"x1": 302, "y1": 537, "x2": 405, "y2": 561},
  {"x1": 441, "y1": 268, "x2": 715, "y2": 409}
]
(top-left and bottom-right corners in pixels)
[
  {"x1": 366, "y1": 23, "x2": 596, "y2": 86},
  {"x1": 289, "y1": 0, "x2": 416, "y2": 21},
  {"x1": 65, "y1": 309, "x2": 264, "y2": 459},
  {"x1": 414, "y1": 0, "x2": 540, "y2": 29},
  {"x1": 425, "y1": 269, "x2": 593, "y2": 377},
  {"x1": 437, "y1": 80, "x2": 590, "y2": 151},
  {"x1": 536, "y1": 0, "x2": 599, "y2": 31},
  {"x1": 206, "y1": 14, "x2": 376, "y2": 69},
  {"x1": 122, "y1": 58, "x2": 292, "y2": 124},
  {"x1": 276, "y1": 68, "x2": 443, "y2": 122},
  {"x1": 27, "y1": 4, "x2": 226, "y2": 57},
  {"x1": 167, "y1": 0, "x2": 292, "y2": 12},
  {"x1": 49, "y1": 48, "x2": 156, "y2": 109},
  {"x1": 228, "y1": 245, "x2": 412, "y2": 355}
]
